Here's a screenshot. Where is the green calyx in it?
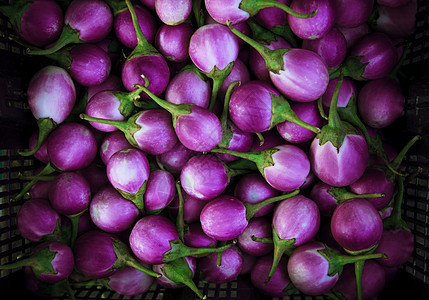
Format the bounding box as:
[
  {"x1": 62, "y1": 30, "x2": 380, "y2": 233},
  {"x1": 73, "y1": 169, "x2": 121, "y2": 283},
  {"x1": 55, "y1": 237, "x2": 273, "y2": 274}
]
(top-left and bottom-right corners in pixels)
[
  {"x1": 218, "y1": 81, "x2": 241, "y2": 150},
  {"x1": 330, "y1": 56, "x2": 370, "y2": 81},
  {"x1": 327, "y1": 186, "x2": 385, "y2": 204},
  {"x1": 206, "y1": 62, "x2": 235, "y2": 111},
  {"x1": 116, "y1": 180, "x2": 147, "y2": 213}
]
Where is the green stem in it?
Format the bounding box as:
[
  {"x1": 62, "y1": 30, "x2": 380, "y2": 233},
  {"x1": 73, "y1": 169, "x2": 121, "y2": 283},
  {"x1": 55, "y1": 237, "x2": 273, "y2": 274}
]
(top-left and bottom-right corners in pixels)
[
  {"x1": 317, "y1": 96, "x2": 328, "y2": 120},
  {"x1": 192, "y1": 0, "x2": 205, "y2": 28},
  {"x1": 220, "y1": 81, "x2": 240, "y2": 130},
  {"x1": 225, "y1": 167, "x2": 250, "y2": 179},
  {"x1": 337, "y1": 252, "x2": 387, "y2": 266},
  {"x1": 68, "y1": 211, "x2": 85, "y2": 249},
  {"x1": 240, "y1": 0, "x2": 318, "y2": 19},
  {"x1": 210, "y1": 148, "x2": 260, "y2": 162},
  {"x1": 328, "y1": 73, "x2": 344, "y2": 129},
  {"x1": 255, "y1": 132, "x2": 265, "y2": 146},
  {"x1": 19, "y1": 175, "x2": 56, "y2": 181},
  {"x1": 79, "y1": 114, "x2": 128, "y2": 131},
  {"x1": 389, "y1": 42, "x2": 411, "y2": 82},
  {"x1": 176, "y1": 182, "x2": 185, "y2": 243},
  {"x1": 216, "y1": 241, "x2": 227, "y2": 267},
  {"x1": 251, "y1": 235, "x2": 273, "y2": 243},
  {"x1": 391, "y1": 135, "x2": 421, "y2": 170},
  {"x1": 13, "y1": 162, "x2": 56, "y2": 201},
  {"x1": 245, "y1": 189, "x2": 299, "y2": 220},
  {"x1": 354, "y1": 261, "x2": 364, "y2": 300},
  {"x1": 271, "y1": 24, "x2": 298, "y2": 48},
  {"x1": 26, "y1": 24, "x2": 82, "y2": 55},
  {"x1": 19, "y1": 118, "x2": 57, "y2": 156},
  {"x1": 64, "y1": 279, "x2": 77, "y2": 300},
  {"x1": 209, "y1": 74, "x2": 226, "y2": 111},
  {"x1": 327, "y1": 186, "x2": 385, "y2": 204}
]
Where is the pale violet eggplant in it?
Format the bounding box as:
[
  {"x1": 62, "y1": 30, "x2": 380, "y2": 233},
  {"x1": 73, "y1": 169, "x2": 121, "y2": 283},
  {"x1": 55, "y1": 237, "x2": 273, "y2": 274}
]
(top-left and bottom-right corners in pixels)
[
  {"x1": 184, "y1": 223, "x2": 217, "y2": 249},
  {"x1": 237, "y1": 217, "x2": 273, "y2": 256},
  {"x1": 144, "y1": 170, "x2": 176, "y2": 212},
  {"x1": 28, "y1": 130, "x2": 50, "y2": 164},
  {"x1": 199, "y1": 246, "x2": 243, "y2": 284},
  {"x1": 107, "y1": 265, "x2": 154, "y2": 296},
  {"x1": 375, "y1": 230, "x2": 414, "y2": 267},
  {"x1": 87, "y1": 74, "x2": 124, "y2": 101},
  {"x1": 333, "y1": 0, "x2": 374, "y2": 28},
  {"x1": 168, "y1": 191, "x2": 207, "y2": 224},
  {"x1": 89, "y1": 186, "x2": 140, "y2": 233},
  {"x1": 155, "y1": 22, "x2": 193, "y2": 62},
  {"x1": 100, "y1": 131, "x2": 135, "y2": 165},
  {"x1": 321, "y1": 77, "x2": 357, "y2": 109},
  {"x1": 155, "y1": 0, "x2": 192, "y2": 25},
  {"x1": 218, "y1": 59, "x2": 251, "y2": 103},
  {"x1": 337, "y1": 23, "x2": 369, "y2": 50},
  {"x1": 156, "y1": 141, "x2": 196, "y2": 176}
]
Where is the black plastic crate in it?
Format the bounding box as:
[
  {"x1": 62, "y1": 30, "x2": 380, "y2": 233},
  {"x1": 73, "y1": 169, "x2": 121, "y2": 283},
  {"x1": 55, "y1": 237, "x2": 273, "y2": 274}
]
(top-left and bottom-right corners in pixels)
[{"x1": 0, "y1": 0, "x2": 428, "y2": 299}]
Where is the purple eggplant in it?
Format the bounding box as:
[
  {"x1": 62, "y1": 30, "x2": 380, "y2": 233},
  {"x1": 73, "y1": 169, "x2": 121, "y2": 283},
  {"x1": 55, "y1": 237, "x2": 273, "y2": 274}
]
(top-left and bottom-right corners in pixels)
[
  {"x1": 129, "y1": 215, "x2": 236, "y2": 265},
  {"x1": 234, "y1": 173, "x2": 279, "y2": 217},
  {"x1": 27, "y1": 0, "x2": 113, "y2": 55},
  {"x1": 302, "y1": 27, "x2": 347, "y2": 68},
  {"x1": 106, "y1": 148, "x2": 150, "y2": 212},
  {"x1": 189, "y1": 23, "x2": 239, "y2": 110},
  {"x1": 184, "y1": 223, "x2": 217, "y2": 250},
  {"x1": 321, "y1": 76, "x2": 357, "y2": 109},
  {"x1": 168, "y1": 191, "x2": 207, "y2": 224},
  {"x1": 121, "y1": 0, "x2": 170, "y2": 100},
  {"x1": 199, "y1": 246, "x2": 243, "y2": 284},
  {"x1": 204, "y1": 0, "x2": 316, "y2": 25},
  {"x1": 155, "y1": 22, "x2": 194, "y2": 62},
  {"x1": 288, "y1": 0, "x2": 335, "y2": 40},
  {"x1": 251, "y1": 254, "x2": 293, "y2": 297},
  {"x1": 89, "y1": 185, "x2": 140, "y2": 233},
  {"x1": 237, "y1": 217, "x2": 273, "y2": 256},
  {"x1": 109, "y1": 1, "x2": 156, "y2": 48},
  {"x1": 205, "y1": 14, "x2": 251, "y2": 49},
  {"x1": 74, "y1": 230, "x2": 160, "y2": 279},
  {"x1": 47, "y1": 122, "x2": 98, "y2": 171},
  {"x1": 0, "y1": 241, "x2": 74, "y2": 283},
  {"x1": 357, "y1": 77, "x2": 405, "y2": 128},
  {"x1": 228, "y1": 80, "x2": 320, "y2": 134},
  {"x1": 228, "y1": 24, "x2": 329, "y2": 102},
  {"x1": 144, "y1": 169, "x2": 176, "y2": 213},
  {"x1": 49, "y1": 171, "x2": 91, "y2": 247},
  {"x1": 266, "y1": 195, "x2": 320, "y2": 282},
  {"x1": 333, "y1": 0, "x2": 374, "y2": 28},
  {"x1": 211, "y1": 144, "x2": 311, "y2": 192},
  {"x1": 87, "y1": 74, "x2": 124, "y2": 101},
  {"x1": 331, "y1": 198, "x2": 383, "y2": 253},
  {"x1": 310, "y1": 75, "x2": 369, "y2": 187},
  {"x1": 156, "y1": 141, "x2": 196, "y2": 176},
  {"x1": 28, "y1": 130, "x2": 50, "y2": 164},
  {"x1": 240, "y1": 252, "x2": 257, "y2": 275},
  {"x1": 106, "y1": 265, "x2": 154, "y2": 296},
  {"x1": 217, "y1": 58, "x2": 251, "y2": 104},
  {"x1": 155, "y1": 0, "x2": 192, "y2": 25},
  {"x1": 0, "y1": 0, "x2": 63, "y2": 47},
  {"x1": 99, "y1": 131, "x2": 135, "y2": 165},
  {"x1": 337, "y1": 23, "x2": 370, "y2": 50},
  {"x1": 20, "y1": 66, "x2": 76, "y2": 157},
  {"x1": 165, "y1": 66, "x2": 211, "y2": 108},
  {"x1": 17, "y1": 198, "x2": 62, "y2": 243}
]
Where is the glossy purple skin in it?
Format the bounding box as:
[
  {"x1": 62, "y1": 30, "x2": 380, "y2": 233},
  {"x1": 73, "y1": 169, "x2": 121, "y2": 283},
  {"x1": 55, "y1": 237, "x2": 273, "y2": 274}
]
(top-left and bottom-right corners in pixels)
[
  {"x1": 184, "y1": 223, "x2": 217, "y2": 249},
  {"x1": 229, "y1": 80, "x2": 280, "y2": 133},
  {"x1": 27, "y1": 66, "x2": 76, "y2": 124},
  {"x1": 301, "y1": 171, "x2": 316, "y2": 189},
  {"x1": 189, "y1": 24, "x2": 239, "y2": 73},
  {"x1": 133, "y1": 109, "x2": 177, "y2": 155},
  {"x1": 17, "y1": 199, "x2": 61, "y2": 242},
  {"x1": 29, "y1": 180, "x2": 53, "y2": 200},
  {"x1": 302, "y1": 27, "x2": 347, "y2": 68},
  {"x1": 205, "y1": 0, "x2": 249, "y2": 24},
  {"x1": 218, "y1": 58, "x2": 251, "y2": 101},
  {"x1": 374, "y1": 229, "x2": 414, "y2": 267},
  {"x1": 350, "y1": 32, "x2": 398, "y2": 80},
  {"x1": 310, "y1": 181, "x2": 339, "y2": 217},
  {"x1": 349, "y1": 168, "x2": 394, "y2": 210},
  {"x1": 331, "y1": 198, "x2": 383, "y2": 252},
  {"x1": 334, "y1": 260, "x2": 386, "y2": 300},
  {"x1": 114, "y1": 5, "x2": 156, "y2": 49},
  {"x1": 180, "y1": 155, "x2": 228, "y2": 201},
  {"x1": 358, "y1": 78, "x2": 405, "y2": 128},
  {"x1": 90, "y1": 186, "x2": 139, "y2": 233},
  {"x1": 254, "y1": 0, "x2": 291, "y2": 30},
  {"x1": 49, "y1": 172, "x2": 91, "y2": 216},
  {"x1": 310, "y1": 134, "x2": 369, "y2": 187},
  {"x1": 32, "y1": 241, "x2": 74, "y2": 283},
  {"x1": 156, "y1": 141, "x2": 195, "y2": 176},
  {"x1": 199, "y1": 246, "x2": 243, "y2": 284},
  {"x1": 238, "y1": 218, "x2": 273, "y2": 256},
  {"x1": 337, "y1": 23, "x2": 369, "y2": 50},
  {"x1": 74, "y1": 230, "x2": 118, "y2": 279},
  {"x1": 175, "y1": 105, "x2": 223, "y2": 152},
  {"x1": 272, "y1": 195, "x2": 320, "y2": 245},
  {"x1": 69, "y1": 44, "x2": 111, "y2": 87},
  {"x1": 249, "y1": 37, "x2": 292, "y2": 81},
  {"x1": 107, "y1": 149, "x2": 150, "y2": 194},
  {"x1": 270, "y1": 49, "x2": 329, "y2": 102},
  {"x1": 121, "y1": 55, "x2": 170, "y2": 99},
  {"x1": 29, "y1": 130, "x2": 49, "y2": 163},
  {"x1": 155, "y1": 23, "x2": 193, "y2": 62},
  {"x1": 169, "y1": 192, "x2": 206, "y2": 223},
  {"x1": 251, "y1": 254, "x2": 290, "y2": 297},
  {"x1": 87, "y1": 74, "x2": 124, "y2": 101},
  {"x1": 234, "y1": 173, "x2": 279, "y2": 217},
  {"x1": 264, "y1": 144, "x2": 311, "y2": 192},
  {"x1": 65, "y1": 0, "x2": 113, "y2": 43},
  {"x1": 277, "y1": 102, "x2": 324, "y2": 144},
  {"x1": 19, "y1": 0, "x2": 63, "y2": 47},
  {"x1": 373, "y1": 1, "x2": 417, "y2": 39},
  {"x1": 129, "y1": 215, "x2": 179, "y2": 265},
  {"x1": 165, "y1": 69, "x2": 210, "y2": 108},
  {"x1": 47, "y1": 123, "x2": 98, "y2": 171},
  {"x1": 200, "y1": 195, "x2": 248, "y2": 241},
  {"x1": 140, "y1": 0, "x2": 155, "y2": 9},
  {"x1": 215, "y1": 122, "x2": 254, "y2": 163},
  {"x1": 144, "y1": 170, "x2": 176, "y2": 212},
  {"x1": 108, "y1": 265, "x2": 154, "y2": 296},
  {"x1": 85, "y1": 91, "x2": 123, "y2": 132},
  {"x1": 333, "y1": 0, "x2": 374, "y2": 28},
  {"x1": 77, "y1": 163, "x2": 108, "y2": 195},
  {"x1": 155, "y1": 0, "x2": 192, "y2": 25},
  {"x1": 206, "y1": 15, "x2": 250, "y2": 49},
  {"x1": 322, "y1": 77, "x2": 357, "y2": 109},
  {"x1": 100, "y1": 131, "x2": 134, "y2": 165},
  {"x1": 288, "y1": 0, "x2": 335, "y2": 40},
  {"x1": 154, "y1": 256, "x2": 196, "y2": 289},
  {"x1": 288, "y1": 242, "x2": 339, "y2": 295}
]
